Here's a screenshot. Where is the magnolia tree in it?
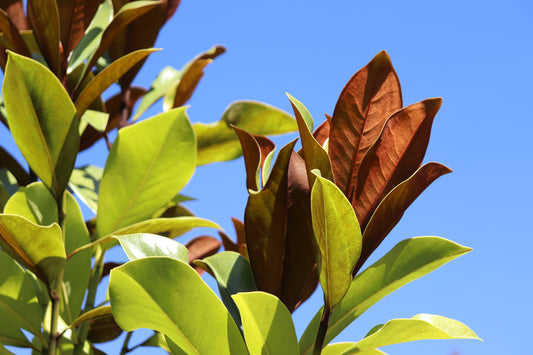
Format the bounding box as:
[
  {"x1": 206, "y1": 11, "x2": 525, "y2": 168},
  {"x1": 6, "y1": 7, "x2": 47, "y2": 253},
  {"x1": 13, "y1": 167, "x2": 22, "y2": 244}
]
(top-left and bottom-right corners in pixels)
[{"x1": 0, "y1": 1, "x2": 480, "y2": 354}]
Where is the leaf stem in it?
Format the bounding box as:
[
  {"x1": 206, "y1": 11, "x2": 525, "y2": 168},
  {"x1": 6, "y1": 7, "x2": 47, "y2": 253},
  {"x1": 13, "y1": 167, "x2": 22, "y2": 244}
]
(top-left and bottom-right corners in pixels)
[
  {"x1": 47, "y1": 269, "x2": 65, "y2": 355},
  {"x1": 312, "y1": 306, "x2": 332, "y2": 355},
  {"x1": 120, "y1": 332, "x2": 133, "y2": 355}
]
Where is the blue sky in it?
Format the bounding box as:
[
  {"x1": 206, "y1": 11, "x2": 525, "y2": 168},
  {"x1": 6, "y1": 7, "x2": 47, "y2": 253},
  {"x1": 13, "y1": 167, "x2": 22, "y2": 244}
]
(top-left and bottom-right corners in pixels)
[{"x1": 2, "y1": 0, "x2": 533, "y2": 354}]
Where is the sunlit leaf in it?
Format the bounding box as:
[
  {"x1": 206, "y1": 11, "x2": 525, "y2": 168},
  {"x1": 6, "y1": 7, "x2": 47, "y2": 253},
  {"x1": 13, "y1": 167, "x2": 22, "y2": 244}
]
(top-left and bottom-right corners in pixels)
[
  {"x1": 109, "y1": 257, "x2": 247, "y2": 354},
  {"x1": 299, "y1": 237, "x2": 472, "y2": 354},
  {"x1": 329, "y1": 314, "x2": 480, "y2": 354},
  {"x1": 113, "y1": 233, "x2": 188, "y2": 262},
  {"x1": 97, "y1": 107, "x2": 195, "y2": 237},
  {"x1": 0, "y1": 251, "x2": 46, "y2": 350},
  {"x1": 354, "y1": 98, "x2": 442, "y2": 228},
  {"x1": 329, "y1": 51, "x2": 402, "y2": 198},
  {"x1": 75, "y1": 48, "x2": 159, "y2": 117},
  {"x1": 3, "y1": 182, "x2": 58, "y2": 226},
  {"x1": 311, "y1": 172, "x2": 362, "y2": 310},
  {"x1": 67, "y1": 305, "x2": 112, "y2": 330},
  {"x1": 185, "y1": 236, "x2": 221, "y2": 274},
  {"x1": 111, "y1": 216, "x2": 219, "y2": 239},
  {"x1": 68, "y1": 165, "x2": 102, "y2": 214},
  {"x1": 321, "y1": 344, "x2": 387, "y2": 355},
  {"x1": 232, "y1": 292, "x2": 299, "y2": 355},
  {"x1": 195, "y1": 100, "x2": 297, "y2": 165},
  {"x1": 3, "y1": 51, "x2": 79, "y2": 201},
  {"x1": 355, "y1": 163, "x2": 452, "y2": 274},
  {"x1": 195, "y1": 251, "x2": 257, "y2": 327}
]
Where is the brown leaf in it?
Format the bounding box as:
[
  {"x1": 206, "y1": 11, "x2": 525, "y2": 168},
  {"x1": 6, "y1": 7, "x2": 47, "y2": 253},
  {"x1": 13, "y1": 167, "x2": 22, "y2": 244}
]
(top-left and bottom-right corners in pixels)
[
  {"x1": 219, "y1": 230, "x2": 238, "y2": 253},
  {"x1": 186, "y1": 236, "x2": 221, "y2": 275},
  {"x1": 355, "y1": 98, "x2": 442, "y2": 228},
  {"x1": 329, "y1": 51, "x2": 402, "y2": 200},
  {"x1": 353, "y1": 162, "x2": 452, "y2": 275},
  {"x1": 79, "y1": 86, "x2": 146, "y2": 151},
  {"x1": 233, "y1": 126, "x2": 275, "y2": 191},
  {"x1": 231, "y1": 217, "x2": 246, "y2": 249},
  {"x1": 0, "y1": 0, "x2": 29, "y2": 30},
  {"x1": 57, "y1": 0, "x2": 100, "y2": 56},
  {"x1": 27, "y1": 0, "x2": 61, "y2": 74},
  {"x1": 313, "y1": 119, "x2": 330, "y2": 146},
  {"x1": 0, "y1": 8, "x2": 30, "y2": 56},
  {"x1": 87, "y1": 313, "x2": 123, "y2": 343}
]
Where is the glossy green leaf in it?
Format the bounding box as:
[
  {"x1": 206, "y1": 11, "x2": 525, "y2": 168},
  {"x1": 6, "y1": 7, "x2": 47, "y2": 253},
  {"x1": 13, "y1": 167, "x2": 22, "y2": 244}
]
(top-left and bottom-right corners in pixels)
[
  {"x1": 3, "y1": 182, "x2": 58, "y2": 226},
  {"x1": 67, "y1": 305, "x2": 112, "y2": 330},
  {"x1": 61, "y1": 192, "x2": 91, "y2": 324},
  {"x1": 354, "y1": 98, "x2": 442, "y2": 228},
  {"x1": 0, "y1": 214, "x2": 65, "y2": 285},
  {"x1": 288, "y1": 93, "x2": 333, "y2": 184},
  {"x1": 75, "y1": 48, "x2": 159, "y2": 117},
  {"x1": 111, "y1": 216, "x2": 219, "y2": 239},
  {"x1": 195, "y1": 100, "x2": 297, "y2": 165},
  {"x1": 139, "y1": 332, "x2": 170, "y2": 352},
  {"x1": 67, "y1": 0, "x2": 114, "y2": 73},
  {"x1": 329, "y1": 51, "x2": 402, "y2": 197},
  {"x1": 113, "y1": 233, "x2": 188, "y2": 262},
  {"x1": 27, "y1": 0, "x2": 60, "y2": 74},
  {"x1": 109, "y1": 257, "x2": 247, "y2": 354},
  {"x1": 311, "y1": 173, "x2": 362, "y2": 310},
  {"x1": 3, "y1": 51, "x2": 79, "y2": 201},
  {"x1": 195, "y1": 251, "x2": 257, "y2": 328},
  {"x1": 321, "y1": 344, "x2": 387, "y2": 355},
  {"x1": 330, "y1": 314, "x2": 480, "y2": 354},
  {"x1": 68, "y1": 165, "x2": 102, "y2": 214},
  {"x1": 355, "y1": 163, "x2": 452, "y2": 274},
  {"x1": 97, "y1": 107, "x2": 195, "y2": 237},
  {"x1": 134, "y1": 65, "x2": 180, "y2": 120},
  {"x1": 79, "y1": 110, "x2": 110, "y2": 135},
  {"x1": 0, "y1": 251, "x2": 46, "y2": 349},
  {"x1": 232, "y1": 292, "x2": 299, "y2": 355},
  {"x1": 245, "y1": 141, "x2": 295, "y2": 296},
  {"x1": 299, "y1": 237, "x2": 472, "y2": 354}
]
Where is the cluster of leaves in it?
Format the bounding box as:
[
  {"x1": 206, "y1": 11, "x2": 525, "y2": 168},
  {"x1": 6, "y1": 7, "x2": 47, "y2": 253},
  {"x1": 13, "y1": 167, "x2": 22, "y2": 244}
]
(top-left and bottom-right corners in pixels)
[{"x1": 0, "y1": 1, "x2": 480, "y2": 354}]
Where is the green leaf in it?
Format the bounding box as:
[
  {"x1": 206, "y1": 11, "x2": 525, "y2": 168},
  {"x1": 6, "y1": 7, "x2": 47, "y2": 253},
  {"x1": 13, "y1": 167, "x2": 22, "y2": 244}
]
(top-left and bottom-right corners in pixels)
[
  {"x1": 111, "y1": 216, "x2": 219, "y2": 239},
  {"x1": 113, "y1": 233, "x2": 188, "y2": 262},
  {"x1": 329, "y1": 51, "x2": 402, "y2": 197},
  {"x1": 134, "y1": 65, "x2": 180, "y2": 120},
  {"x1": 67, "y1": 305, "x2": 112, "y2": 330},
  {"x1": 109, "y1": 257, "x2": 247, "y2": 354},
  {"x1": 3, "y1": 182, "x2": 58, "y2": 226},
  {"x1": 195, "y1": 100, "x2": 297, "y2": 165},
  {"x1": 3, "y1": 51, "x2": 79, "y2": 201},
  {"x1": 321, "y1": 344, "x2": 387, "y2": 355},
  {"x1": 0, "y1": 182, "x2": 9, "y2": 213},
  {"x1": 75, "y1": 48, "x2": 160, "y2": 117},
  {"x1": 195, "y1": 251, "x2": 257, "y2": 328},
  {"x1": 68, "y1": 165, "x2": 103, "y2": 214},
  {"x1": 232, "y1": 292, "x2": 299, "y2": 355},
  {"x1": 287, "y1": 93, "x2": 333, "y2": 184},
  {"x1": 299, "y1": 237, "x2": 472, "y2": 354},
  {"x1": 97, "y1": 107, "x2": 196, "y2": 237},
  {"x1": 0, "y1": 214, "x2": 65, "y2": 286},
  {"x1": 27, "y1": 0, "x2": 60, "y2": 74},
  {"x1": 311, "y1": 173, "x2": 362, "y2": 310},
  {"x1": 330, "y1": 314, "x2": 480, "y2": 354},
  {"x1": 0, "y1": 251, "x2": 46, "y2": 350},
  {"x1": 79, "y1": 110, "x2": 110, "y2": 135},
  {"x1": 67, "y1": 0, "x2": 114, "y2": 73},
  {"x1": 61, "y1": 192, "x2": 91, "y2": 324}
]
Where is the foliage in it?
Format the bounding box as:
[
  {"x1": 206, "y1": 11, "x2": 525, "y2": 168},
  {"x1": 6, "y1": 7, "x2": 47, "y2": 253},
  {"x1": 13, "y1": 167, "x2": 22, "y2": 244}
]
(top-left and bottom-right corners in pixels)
[{"x1": 0, "y1": 1, "x2": 480, "y2": 354}]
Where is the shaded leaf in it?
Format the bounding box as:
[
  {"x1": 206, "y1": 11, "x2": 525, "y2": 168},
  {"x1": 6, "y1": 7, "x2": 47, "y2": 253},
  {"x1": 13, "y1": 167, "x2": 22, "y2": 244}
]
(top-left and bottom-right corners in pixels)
[
  {"x1": 57, "y1": 0, "x2": 101, "y2": 57},
  {"x1": 185, "y1": 236, "x2": 220, "y2": 274},
  {"x1": 299, "y1": 237, "x2": 472, "y2": 354},
  {"x1": 3, "y1": 51, "x2": 79, "y2": 201},
  {"x1": 27, "y1": 0, "x2": 60, "y2": 74},
  {"x1": 109, "y1": 257, "x2": 247, "y2": 354},
  {"x1": 288, "y1": 93, "x2": 333, "y2": 184},
  {"x1": 87, "y1": 311, "x2": 122, "y2": 343},
  {"x1": 195, "y1": 251, "x2": 257, "y2": 328},
  {"x1": 331, "y1": 314, "x2": 480, "y2": 354},
  {"x1": 139, "y1": 332, "x2": 170, "y2": 352},
  {"x1": 232, "y1": 292, "x2": 299, "y2": 355},
  {"x1": 68, "y1": 165, "x2": 102, "y2": 214},
  {"x1": 0, "y1": 0, "x2": 29, "y2": 30},
  {"x1": 329, "y1": 51, "x2": 402, "y2": 198},
  {"x1": 0, "y1": 146, "x2": 31, "y2": 187},
  {"x1": 0, "y1": 214, "x2": 65, "y2": 285},
  {"x1": 113, "y1": 233, "x2": 188, "y2": 262},
  {"x1": 245, "y1": 141, "x2": 295, "y2": 296},
  {"x1": 195, "y1": 100, "x2": 296, "y2": 165},
  {"x1": 3, "y1": 182, "x2": 58, "y2": 226},
  {"x1": 313, "y1": 119, "x2": 330, "y2": 147},
  {"x1": 74, "y1": 48, "x2": 159, "y2": 117},
  {"x1": 311, "y1": 173, "x2": 362, "y2": 310},
  {"x1": 0, "y1": 8, "x2": 30, "y2": 56},
  {"x1": 354, "y1": 163, "x2": 452, "y2": 274},
  {"x1": 354, "y1": 98, "x2": 442, "y2": 228},
  {"x1": 0, "y1": 250, "x2": 46, "y2": 349},
  {"x1": 67, "y1": 0, "x2": 114, "y2": 74},
  {"x1": 162, "y1": 59, "x2": 209, "y2": 110},
  {"x1": 68, "y1": 305, "x2": 112, "y2": 330},
  {"x1": 97, "y1": 107, "x2": 195, "y2": 237}
]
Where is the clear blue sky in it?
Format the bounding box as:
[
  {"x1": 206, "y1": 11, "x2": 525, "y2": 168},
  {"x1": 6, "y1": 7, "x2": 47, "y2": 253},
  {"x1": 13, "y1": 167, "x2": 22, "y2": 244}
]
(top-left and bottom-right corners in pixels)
[{"x1": 3, "y1": 0, "x2": 532, "y2": 354}]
